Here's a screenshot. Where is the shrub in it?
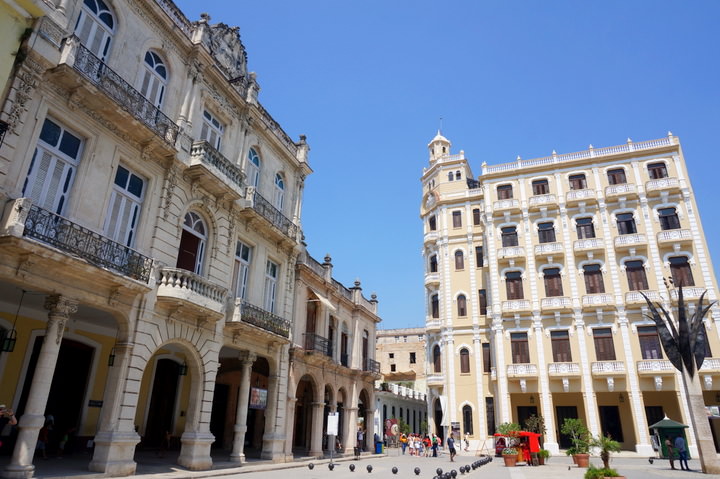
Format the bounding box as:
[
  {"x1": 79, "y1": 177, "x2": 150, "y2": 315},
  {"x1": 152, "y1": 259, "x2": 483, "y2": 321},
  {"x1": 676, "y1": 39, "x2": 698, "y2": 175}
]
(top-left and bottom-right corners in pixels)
[
  {"x1": 584, "y1": 465, "x2": 619, "y2": 479},
  {"x1": 502, "y1": 447, "x2": 518, "y2": 455}
]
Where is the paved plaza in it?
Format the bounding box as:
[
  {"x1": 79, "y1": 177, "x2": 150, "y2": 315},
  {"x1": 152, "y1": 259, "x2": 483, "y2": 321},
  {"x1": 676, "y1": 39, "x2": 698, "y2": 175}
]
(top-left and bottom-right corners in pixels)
[{"x1": 8, "y1": 448, "x2": 720, "y2": 479}]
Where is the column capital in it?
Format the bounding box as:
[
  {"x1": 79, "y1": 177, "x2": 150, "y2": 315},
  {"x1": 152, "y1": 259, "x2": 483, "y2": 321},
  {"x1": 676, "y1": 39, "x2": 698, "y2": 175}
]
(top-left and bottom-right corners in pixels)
[
  {"x1": 239, "y1": 351, "x2": 257, "y2": 365},
  {"x1": 44, "y1": 294, "x2": 78, "y2": 317}
]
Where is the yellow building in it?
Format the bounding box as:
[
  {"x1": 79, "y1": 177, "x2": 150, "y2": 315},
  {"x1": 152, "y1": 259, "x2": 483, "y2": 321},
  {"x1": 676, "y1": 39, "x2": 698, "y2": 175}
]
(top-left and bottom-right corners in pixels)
[{"x1": 420, "y1": 131, "x2": 720, "y2": 456}]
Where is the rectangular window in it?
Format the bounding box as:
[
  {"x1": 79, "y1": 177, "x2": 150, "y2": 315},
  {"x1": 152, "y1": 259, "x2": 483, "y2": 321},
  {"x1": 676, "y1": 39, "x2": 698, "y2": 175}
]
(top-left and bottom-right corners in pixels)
[
  {"x1": 410, "y1": 352, "x2": 416, "y2": 364},
  {"x1": 670, "y1": 256, "x2": 695, "y2": 287},
  {"x1": 486, "y1": 397, "x2": 496, "y2": 435},
  {"x1": 22, "y1": 118, "x2": 83, "y2": 216},
  {"x1": 659, "y1": 208, "x2": 680, "y2": 230},
  {"x1": 506, "y1": 271, "x2": 524, "y2": 300},
  {"x1": 607, "y1": 168, "x2": 627, "y2": 185},
  {"x1": 263, "y1": 259, "x2": 279, "y2": 313},
  {"x1": 428, "y1": 215, "x2": 437, "y2": 231},
  {"x1": 593, "y1": 328, "x2": 616, "y2": 361},
  {"x1": 638, "y1": 326, "x2": 662, "y2": 359},
  {"x1": 232, "y1": 241, "x2": 252, "y2": 299},
  {"x1": 482, "y1": 343, "x2": 492, "y2": 373},
  {"x1": 478, "y1": 289, "x2": 487, "y2": 315},
  {"x1": 389, "y1": 353, "x2": 394, "y2": 359},
  {"x1": 104, "y1": 165, "x2": 144, "y2": 247},
  {"x1": 429, "y1": 255, "x2": 438, "y2": 273},
  {"x1": 647, "y1": 162, "x2": 668, "y2": 179},
  {"x1": 583, "y1": 264, "x2": 605, "y2": 294},
  {"x1": 473, "y1": 208, "x2": 481, "y2": 226},
  {"x1": 475, "y1": 246, "x2": 484, "y2": 267},
  {"x1": 616, "y1": 213, "x2": 637, "y2": 235},
  {"x1": 532, "y1": 179, "x2": 549, "y2": 195},
  {"x1": 569, "y1": 174, "x2": 587, "y2": 190},
  {"x1": 501, "y1": 226, "x2": 518, "y2": 247},
  {"x1": 625, "y1": 260, "x2": 649, "y2": 291},
  {"x1": 200, "y1": 109, "x2": 224, "y2": 150},
  {"x1": 576, "y1": 217, "x2": 596, "y2": 239},
  {"x1": 390, "y1": 364, "x2": 396, "y2": 372},
  {"x1": 452, "y1": 211, "x2": 462, "y2": 228},
  {"x1": 551, "y1": 330, "x2": 572, "y2": 362},
  {"x1": 431, "y1": 294, "x2": 439, "y2": 318},
  {"x1": 460, "y1": 349, "x2": 470, "y2": 374},
  {"x1": 538, "y1": 222, "x2": 556, "y2": 243},
  {"x1": 497, "y1": 184, "x2": 513, "y2": 199},
  {"x1": 511, "y1": 332, "x2": 530, "y2": 363},
  {"x1": 543, "y1": 268, "x2": 563, "y2": 297}
]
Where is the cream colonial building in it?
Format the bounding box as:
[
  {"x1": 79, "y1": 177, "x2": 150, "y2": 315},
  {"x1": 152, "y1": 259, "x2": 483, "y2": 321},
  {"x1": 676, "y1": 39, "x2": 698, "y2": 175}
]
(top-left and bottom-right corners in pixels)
[
  {"x1": 420, "y1": 131, "x2": 720, "y2": 456},
  {"x1": 0, "y1": 1, "x2": 379, "y2": 477}
]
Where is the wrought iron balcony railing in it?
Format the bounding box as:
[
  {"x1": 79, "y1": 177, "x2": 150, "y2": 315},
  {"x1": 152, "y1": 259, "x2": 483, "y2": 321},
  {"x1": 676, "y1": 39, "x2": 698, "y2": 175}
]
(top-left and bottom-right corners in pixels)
[
  {"x1": 23, "y1": 204, "x2": 152, "y2": 282},
  {"x1": 238, "y1": 300, "x2": 291, "y2": 338},
  {"x1": 364, "y1": 358, "x2": 381, "y2": 374},
  {"x1": 69, "y1": 37, "x2": 179, "y2": 145},
  {"x1": 304, "y1": 332, "x2": 332, "y2": 357},
  {"x1": 248, "y1": 189, "x2": 298, "y2": 240}
]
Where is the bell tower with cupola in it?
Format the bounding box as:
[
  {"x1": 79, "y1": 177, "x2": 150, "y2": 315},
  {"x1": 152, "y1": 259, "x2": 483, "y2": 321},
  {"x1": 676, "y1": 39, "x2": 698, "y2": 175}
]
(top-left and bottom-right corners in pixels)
[{"x1": 428, "y1": 130, "x2": 451, "y2": 164}]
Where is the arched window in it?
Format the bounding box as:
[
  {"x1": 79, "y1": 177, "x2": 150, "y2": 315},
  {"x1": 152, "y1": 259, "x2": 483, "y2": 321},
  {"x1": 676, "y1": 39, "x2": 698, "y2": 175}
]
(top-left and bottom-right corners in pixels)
[
  {"x1": 457, "y1": 295, "x2": 467, "y2": 317},
  {"x1": 455, "y1": 250, "x2": 464, "y2": 270},
  {"x1": 74, "y1": 0, "x2": 115, "y2": 60},
  {"x1": 433, "y1": 344, "x2": 442, "y2": 373},
  {"x1": 460, "y1": 348, "x2": 470, "y2": 373},
  {"x1": 448, "y1": 172, "x2": 454, "y2": 181},
  {"x1": 176, "y1": 212, "x2": 206, "y2": 274},
  {"x1": 462, "y1": 405, "x2": 473, "y2": 435},
  {"x1": 247, "y1": 148, "x2": 261, "y2": 187},
  {"x1": 139, "y1": 51, "x2": 167, "y2": 107},
  {"x1": 274, "y1": 173, "x2": 285, "y2": 209},
  {"x1": 455, "y1": 171, "x2": 461, "y2": 180}
]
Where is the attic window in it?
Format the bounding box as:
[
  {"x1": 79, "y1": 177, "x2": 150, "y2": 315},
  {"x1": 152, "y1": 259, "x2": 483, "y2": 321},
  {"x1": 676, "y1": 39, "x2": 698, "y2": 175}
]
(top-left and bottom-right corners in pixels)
[{"x1": 442, "y1": 146, "x2": 446, "y2": 153}]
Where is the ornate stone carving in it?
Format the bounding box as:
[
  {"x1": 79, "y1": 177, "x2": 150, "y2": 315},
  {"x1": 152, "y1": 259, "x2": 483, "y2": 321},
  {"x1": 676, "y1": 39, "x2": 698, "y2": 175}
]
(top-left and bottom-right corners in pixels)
[
  {"x1": 207, "y1": 23, "x2": 248, "y2": 81},
  {"x1": 163, "y1": 165, "x2": 179, "y2": 219},
  {"x1": 6, "y1": 67, "x2": 39, "y2": 134},
  {"x1": 37, "y1": 16, "x2": 67, "y2": 47},
  {"x1": 44, "y1": 295, "x2": 79, "y2": 318}
]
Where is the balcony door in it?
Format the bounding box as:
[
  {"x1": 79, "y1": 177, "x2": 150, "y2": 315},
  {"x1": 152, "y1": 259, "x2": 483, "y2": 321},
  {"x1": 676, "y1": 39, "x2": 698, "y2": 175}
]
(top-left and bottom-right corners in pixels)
[{"x1": 176, "y1": 212, "x2": 206, "y2": 274}]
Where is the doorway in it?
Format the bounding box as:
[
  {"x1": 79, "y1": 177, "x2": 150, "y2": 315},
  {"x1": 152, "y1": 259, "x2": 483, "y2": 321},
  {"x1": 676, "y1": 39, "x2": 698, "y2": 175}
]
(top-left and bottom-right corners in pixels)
[
  {"x1": 144, "y1": 359, "x2": 180, "y2": 448},
  {"x1": 517, "y1": 406, "x2": 538, "y2": 429},
  {"x1": 210, "y1": 383, "x2": 229, "y2": 449},
  {"x1": 555, "y1": 405, "x2": 579, "y2": 449},
  {"x1": 599, "y1": 406, "x2": 624, "y2": 442}
]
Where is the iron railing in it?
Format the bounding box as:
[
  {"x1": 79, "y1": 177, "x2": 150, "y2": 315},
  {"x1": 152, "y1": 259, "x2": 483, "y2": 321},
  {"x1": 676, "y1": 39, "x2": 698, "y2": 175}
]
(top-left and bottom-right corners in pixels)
[
  {"x1": 304, "y1": 332, "x2": 332, "y2": 357},
  {"x1": 23, "y1": 204, "x2": 152, "y2": 282},
  {"x1": 249, "y1": 189, "x2": 298, "y2": 239},
  {"x1": 364, "y1": 358, "x2": 381, "y2": 374},
  {"x1": 238, "y1": 300, "x2": 291, "y2": 338},
  {"x1": 70, "y1": 38, "x2": 179, "y2": 145}
]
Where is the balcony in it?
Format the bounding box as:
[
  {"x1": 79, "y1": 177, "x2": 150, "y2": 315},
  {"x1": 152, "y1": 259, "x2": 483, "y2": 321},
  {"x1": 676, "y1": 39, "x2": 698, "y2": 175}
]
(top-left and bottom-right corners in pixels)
[
  {"x1": 424, "y1": 272, "x2": 440, "y2": 286},
  {"x1": 427, "y1": 373, "x2": 444, "y2": 386},
  {"x1": 304, "y1": 332, "x2": 332, "y2": 357},
  {"x1": 424, "y1": 231, "x2": 439, "y2": 245},
  {"x1": 541, "y1": 297, "x2": 572, "y2": 311},
  {"x1": 582, "y1": 294, "x2": 615, "y2": 307},
  {"x1": 657, "y1": 229, "x2": 692, "y2": 246},
  {"x1": 574, "y1": 238, "x2": 605, "y2": 253},
  {"x1": 591, "y1": 361, "x2": 626, "y2": 376},
  {"x1": 566, "y1": 189, "x2": 597, "y2": 205},
  {"x1": 502, "y1": 299, "x2": 531, "y2": 312},
  {"x1": 53, "y1": 37, "x2": 179, "y2": 154},
  {"x1": 614, "y1": 233, "x2": 647, "y2": 250},
  {"x1": 637, "y1": 359, "x2": 675, "y2": 375},
  {"x1": 625, "y1": 290, "x2": 660, "y2": 304},
  {"x1": 493, "y1": 199, "x2": 521, "y2": 213},
  {"x1": 669, "y1": 287, "x2": 706, "y2": 301},
  {"x1": 507, "y1": 363, "x2": 538, "y2": 378},
  {"x1": 240, "y1": 187, "x2": 299, "y2": 242},
  {"x1": 700, "y1": 358, "x2": 720, "y2": 372},
  {"x1": 605, "y1": 183, "x2": 638, "y2": 199},
  {"x1": 21, "y1": 203, "x2": 153, "y2": 283},
  {"x1": 497, "y1": 246, "x2": 525, "y2": 261},
  {"x1": 363, "y1": 358, "x2": 381, "y2": 375},
  {"x1": 528, "y1": 194, "x2": 557, "y2": 210},
  {"x1": 157, "y1": 267, "x2": 228, "y2": 318},
  {"x1": 227, "y1": 299, "x2": 291, "y2": 339},
  {"x1": 426, "y1": 319, "x2": 442, "y2": 331},
  {"x1": 185, "y1": 141, "x2": 244, "y2": 199},
  {"x1": 645, "y1": 177, "x2": 680, "y2": 196},
  {"x1": 534, "y1": 242, "x2": 564, "y2": 257},
  {"x1": 548, "y1": 362, "x2": 581, "y2": 376}
]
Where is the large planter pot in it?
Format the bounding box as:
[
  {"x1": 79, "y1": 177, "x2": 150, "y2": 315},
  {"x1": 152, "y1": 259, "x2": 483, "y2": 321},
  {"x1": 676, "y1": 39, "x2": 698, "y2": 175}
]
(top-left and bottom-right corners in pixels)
[
  {"x1": 503, "y1": 455, "x2": 518, "y2": 467},
  {"x1": 537, "y1": 455, "x2": 545, "y2": 466},
  {"x1": 573, "y1": 453, "x2": 590, "y2": 467}
]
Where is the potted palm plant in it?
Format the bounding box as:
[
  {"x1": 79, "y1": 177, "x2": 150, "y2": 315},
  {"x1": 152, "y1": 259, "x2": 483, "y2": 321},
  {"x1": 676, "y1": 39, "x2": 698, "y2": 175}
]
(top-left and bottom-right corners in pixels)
[
  {"x1": 590, "y1": 434, "x2": 622, "y2": 472},
  {"x1": 561, "y1": 418, "x2": 590, "y2": 467},
  {"x1": 538, "y1": 448, "x2": 551, "y2": 465}
]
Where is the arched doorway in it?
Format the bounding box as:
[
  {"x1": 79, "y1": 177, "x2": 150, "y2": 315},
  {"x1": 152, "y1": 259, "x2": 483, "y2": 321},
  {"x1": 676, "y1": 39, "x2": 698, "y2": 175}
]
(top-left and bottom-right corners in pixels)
[
  {"x1": 433, "y1": 397, "x2": 443, "y2": 436},
  {"x1": 144, "y1": 358, "x2": 181, "y2": 448},
  {"x1": 293, "y1": 376, "x2": 314, "y2": 451},
  {"x1": 337, "y1": 388, "x2": 347, "y2": 449},
  {"x1": 322, "y1": 385, "x2": 333, "y2": 452},
  {"x1": 358, "y1": 389, "x2": 370, "y2": 450}
]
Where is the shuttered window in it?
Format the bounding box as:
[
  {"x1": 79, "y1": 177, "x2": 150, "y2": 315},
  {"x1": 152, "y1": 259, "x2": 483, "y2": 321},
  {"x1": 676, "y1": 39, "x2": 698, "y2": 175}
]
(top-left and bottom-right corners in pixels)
[
  {"x1": 460, "y1": 348, "x2": 470, "y2": 374},
  {"x1": 543, "y1": 268, "x2": 563, "y2": 297},
  {"x1": 583, "y1": 264, "x2": 605, "y2": 294},
  {"x1": 638, "y1": 326, "x2": 662, "y2": 359},
  {"x1": 139, "y1": 51, "x2": 167, "y2": 107},
  {"x1": 478, "y1": 289, "x2": 487, "y2": 315},
  {"x1": 659, "y1": 207, "x2": 680, "y2": 230},
  {"x1": 431, "y1": 294, "x2": 439, "y2": 318},
  {"x1": 473, "y1": 208, "x2": 481, "y2": 225},
  {"x1": 497, "y1": 184, "x2": 513, "y2": 199},
  {"x1": 669, "y1": 256, "x2": 694, "y2": 287},
  {"x1": 452, "y1": 211, "x2": 462, "y2": 228},
  {"x1": 532, "y1": 179, "x2": 549, "y2": 195},
  {"x1": 74, "y1": 0, "x2": 114, "y2": 60},
  {"x1": 104, "y1": 165, "x2": 144, "y2": 247},
  {"x1": 506, "y1": 271, "x2": 524, "y2": 299},
  {"x1": 475, "y1": 246, "x2": 484, "y2": 267},
  {"x1": 482, "y1": 343, "x2": 492, "y2": 372},
  {"x1": 593, "y1": 328, "x2": 616, "y2": 361},
  {"x1": 455, "y1": 250, "x2": 464, "y2": 270},
  {"x1": 616, "y1": 213, "x2": 637, "y2": 235},
  {"x1": 551, "y1": 330, "x2": 572, "y2": 362},
  {"x1": 501, "y1": 226, "x2": 518, "y2": 247},
  {"x1": 511, "y1": 332, "x2": 529, "y2": 363},
  {"x1": 625, "y1": 260, "x2": 649, "y2": 291},
  {"x1": 576, "y1": 217, "x2": 595, "y2": 239},
  {"x1": 200, "y1": 110, "x2": 224, "y2": 150},
  {"x1": 647, "y1": 162, "x2": 668, "y2": 179},
  {"x1": 607, "y1": 168, "x2": 627, "y2": 185},
  {"x1": 569, "y1": 174, "x2": 587, "y2": 190},
  {"x1": 538, "y1": 222, "x2": 556, "y2": 243}
]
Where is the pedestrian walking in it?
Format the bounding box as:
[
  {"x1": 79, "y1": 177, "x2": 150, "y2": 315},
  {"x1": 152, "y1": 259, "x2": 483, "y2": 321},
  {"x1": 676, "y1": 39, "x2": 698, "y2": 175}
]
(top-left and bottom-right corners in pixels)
[
  {"x1": 400, "y1": 433, "x2": 408, "y2": 455},
  {"x1": 447, "y1": 434, "x2": 456, "y2": 462},
  {"x1": 674, "y1": 435, "x2": 689, "y2": 471},
  {"x1": 464, "y1": 432, "x2": 470, "y2": 452},
  {"x1": 664, "y1": 437, "x2": 676, "y2": 470}
]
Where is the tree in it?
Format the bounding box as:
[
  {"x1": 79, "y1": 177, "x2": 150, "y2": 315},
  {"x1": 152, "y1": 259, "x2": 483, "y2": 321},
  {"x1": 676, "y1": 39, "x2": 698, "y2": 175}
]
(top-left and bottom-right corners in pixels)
[
  {"x1": 560, "y1": 418, "x2": 590, "y2": 454},
  {"x1": 524, "y1": 414, "x2": 546, "y2": 446},
  {"x1": 642, "y1": 286, "x2": 720, "y2": 474}
]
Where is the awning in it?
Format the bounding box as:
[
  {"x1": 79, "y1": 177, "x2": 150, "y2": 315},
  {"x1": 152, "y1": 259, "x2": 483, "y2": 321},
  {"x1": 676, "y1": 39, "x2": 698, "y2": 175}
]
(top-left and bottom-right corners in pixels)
[
  {"x1": 309, "y1": 288, "x2": 337, "y2": 312},
  {"x1": 440, "y1": 395, "x2": 450, "y2": 426}
]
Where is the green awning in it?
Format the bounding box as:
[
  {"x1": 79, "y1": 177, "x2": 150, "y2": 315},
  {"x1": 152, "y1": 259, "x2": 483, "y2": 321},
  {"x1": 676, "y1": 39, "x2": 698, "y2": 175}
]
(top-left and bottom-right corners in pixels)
[{"x1": 649, "y1": 417, "x2": 689, "y2": 429}]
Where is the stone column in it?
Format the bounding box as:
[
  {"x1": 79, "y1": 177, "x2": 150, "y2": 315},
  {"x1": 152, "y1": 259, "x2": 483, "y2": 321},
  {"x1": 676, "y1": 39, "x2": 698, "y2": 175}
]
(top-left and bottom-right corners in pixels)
[
  {"x1": 4, "y1": 295, "x2": 77, "y2": 479},
  {"x1": 230, "y1": 351, "x2": 256, "y2": 463},
  {"x1": 284, "y1": 398, "x2": 297, "y2": 460},
  {"x1": 309, "y1": 401, "x2": 325, "y2": 457},
  {"x1": 343, "y1": 407, "x2": 357, "y2": 455},
  {"x1": 89, "y1": 342, "x2": 141, "y2": 476},
  {"x1": 261, "y1": 372, "x2": 282, "y2": 460}
]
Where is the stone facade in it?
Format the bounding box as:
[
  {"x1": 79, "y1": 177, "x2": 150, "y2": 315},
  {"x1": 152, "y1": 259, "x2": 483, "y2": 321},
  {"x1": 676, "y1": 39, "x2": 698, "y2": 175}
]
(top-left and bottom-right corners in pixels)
[
  {"x1": 420, "y1": 131, "x2": 720, "y2": 456},
  {"x1": 0, "y1": 1, "x2": 380, "y2": 477}
]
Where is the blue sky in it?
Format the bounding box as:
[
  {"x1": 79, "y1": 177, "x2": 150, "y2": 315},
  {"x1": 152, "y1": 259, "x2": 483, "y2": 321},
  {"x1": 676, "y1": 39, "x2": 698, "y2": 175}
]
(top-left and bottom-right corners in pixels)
[{"x1": 175, "y1": 1, "x2": 720, "y2": 330}]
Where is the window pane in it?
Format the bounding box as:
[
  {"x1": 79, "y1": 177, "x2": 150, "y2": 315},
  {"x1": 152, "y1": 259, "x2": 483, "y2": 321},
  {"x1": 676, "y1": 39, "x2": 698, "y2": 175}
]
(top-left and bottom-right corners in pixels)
[
  {"x1": 460, "y1": 349, "x2": 470, "y2": 373},
  {"x1": 593, "y1": 328, "x2": 616, "y2": 361},
  {"x1": 497, "y1": 185, "x2": 513, "y2": 199}
]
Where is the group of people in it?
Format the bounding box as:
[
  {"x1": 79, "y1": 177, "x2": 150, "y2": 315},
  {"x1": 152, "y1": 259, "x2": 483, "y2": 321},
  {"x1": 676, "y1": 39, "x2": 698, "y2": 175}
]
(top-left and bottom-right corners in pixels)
[
  {"x1": 397, "y1": 432, "x2": 464, "y2": 461},
  {"x1": 665, "y1": 435, "x2": 690, "y2": 471}
]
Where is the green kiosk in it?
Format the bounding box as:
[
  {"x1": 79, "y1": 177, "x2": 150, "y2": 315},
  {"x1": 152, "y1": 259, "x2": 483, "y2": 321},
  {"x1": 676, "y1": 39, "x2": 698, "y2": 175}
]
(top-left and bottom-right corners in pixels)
[{"x1": 649, "y1": 417, "x2": 690, "y2": 459}]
